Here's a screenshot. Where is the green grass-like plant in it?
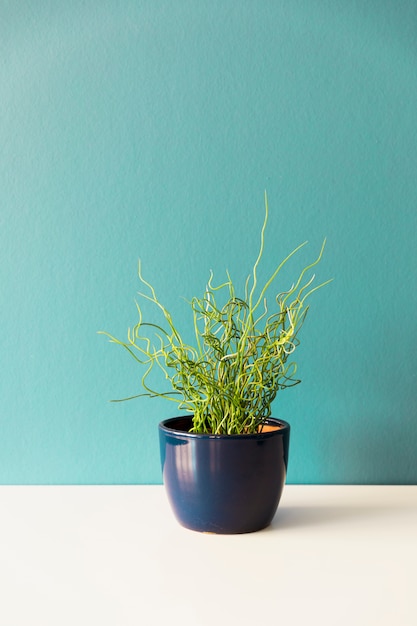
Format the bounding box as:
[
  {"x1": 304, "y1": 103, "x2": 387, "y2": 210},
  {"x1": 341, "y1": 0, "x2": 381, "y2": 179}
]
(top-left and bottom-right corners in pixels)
[{"x1": 100, "y1": 194, "x2": 331, "y2": 434}]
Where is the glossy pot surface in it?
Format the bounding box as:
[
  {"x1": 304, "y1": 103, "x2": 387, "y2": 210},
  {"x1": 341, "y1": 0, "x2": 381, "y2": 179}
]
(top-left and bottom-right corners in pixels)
[{"x1": 159, "y1": 416, "x2": 290, "y2": 534}]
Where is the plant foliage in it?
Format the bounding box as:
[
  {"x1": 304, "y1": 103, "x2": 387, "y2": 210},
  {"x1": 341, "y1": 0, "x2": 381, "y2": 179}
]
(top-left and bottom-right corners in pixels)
[{"x1": 100, "y1": 194, "x2": 330, "y2": 434}]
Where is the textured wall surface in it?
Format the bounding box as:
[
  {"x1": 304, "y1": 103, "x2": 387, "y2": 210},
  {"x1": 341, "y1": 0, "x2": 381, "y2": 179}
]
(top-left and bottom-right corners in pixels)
[{"x1": 1, "y1": 1, "x2": 416, "y2": 483}]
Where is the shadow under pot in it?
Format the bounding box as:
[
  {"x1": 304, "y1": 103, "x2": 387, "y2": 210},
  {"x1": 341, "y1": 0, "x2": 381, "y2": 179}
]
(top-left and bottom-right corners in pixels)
[{"x1": 159, "y1": 415, "x2": 290, "y2": 534}]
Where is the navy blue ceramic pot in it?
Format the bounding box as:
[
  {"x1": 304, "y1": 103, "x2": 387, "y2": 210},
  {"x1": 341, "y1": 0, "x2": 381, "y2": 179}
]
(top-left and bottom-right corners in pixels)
[{"x1": 159, "y1": 415, "x2": 290, "y2": 534}]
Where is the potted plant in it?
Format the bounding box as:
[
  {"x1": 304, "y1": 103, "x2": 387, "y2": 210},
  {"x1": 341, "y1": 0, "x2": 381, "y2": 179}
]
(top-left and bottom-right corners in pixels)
[{"x1": 100, "y1": 194, "x2": 330, "y2": 533}]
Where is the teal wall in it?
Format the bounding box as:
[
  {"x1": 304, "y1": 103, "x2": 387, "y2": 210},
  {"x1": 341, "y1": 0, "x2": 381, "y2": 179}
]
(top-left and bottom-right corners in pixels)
[{"x1": 1, "y1": 1, "x2": 416, "y2": 484}]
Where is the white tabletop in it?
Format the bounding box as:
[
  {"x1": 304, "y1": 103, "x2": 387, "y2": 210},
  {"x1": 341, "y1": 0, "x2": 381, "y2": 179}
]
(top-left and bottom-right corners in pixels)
[{"x1": 0, "y1": 485, "x2": 415, "y2": 626}]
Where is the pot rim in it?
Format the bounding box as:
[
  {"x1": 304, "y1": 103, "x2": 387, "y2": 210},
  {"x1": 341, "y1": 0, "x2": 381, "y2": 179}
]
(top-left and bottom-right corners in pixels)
[{"x1": 159, "y1": 415, "x2": 290, "y2": 440}]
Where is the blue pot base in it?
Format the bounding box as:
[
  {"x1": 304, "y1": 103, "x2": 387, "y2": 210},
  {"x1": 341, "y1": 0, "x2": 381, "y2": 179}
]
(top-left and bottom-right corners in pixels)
[{"x1": 159, "y1": 416, "x2": 290, "y2": 534}]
